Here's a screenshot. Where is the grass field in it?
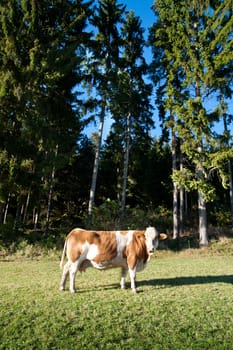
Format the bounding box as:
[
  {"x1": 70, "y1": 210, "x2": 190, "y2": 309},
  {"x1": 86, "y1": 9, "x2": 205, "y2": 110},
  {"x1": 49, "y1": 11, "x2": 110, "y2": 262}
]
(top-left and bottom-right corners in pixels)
[{"x1": 1, "y1": 247, "x2": 233, "y2": 349}]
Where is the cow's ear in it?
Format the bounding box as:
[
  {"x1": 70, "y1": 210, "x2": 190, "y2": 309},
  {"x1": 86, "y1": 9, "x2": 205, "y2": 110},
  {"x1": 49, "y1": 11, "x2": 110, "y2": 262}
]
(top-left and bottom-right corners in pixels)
[{"x1": 159, "y1": 233, "x2": 167, "y2": 241}]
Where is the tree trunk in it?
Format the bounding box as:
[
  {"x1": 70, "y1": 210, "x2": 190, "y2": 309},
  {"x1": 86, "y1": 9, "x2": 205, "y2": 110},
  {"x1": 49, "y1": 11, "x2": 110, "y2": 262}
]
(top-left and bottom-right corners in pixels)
[
  {"x1": 172, "y1": 120, "x2": 179, "y2": 239},
  {"x1": 33, "y1": 206, "x2": 40, "y2": 230},
  {"x1": 45, "y1": 144, "x2": 58, "y2": 235},
  {"x1": 3, "y1": 193, "x2": 10, "y2": 224},
  {"x1": 23, "y1": 189, "x2": 31, "y2": 224},
  {"x1": 223, "y1": 114, "x2": 233, "y2": 227},
  {"x1": 195, "y1": 74, "x2": 208, "y2": 245},
  {"x1": 198, "y1": 190, "x2": 208, "y2": 246},
  {"x1": 228, "y1": 160, "x2": 233, "y2": 227},
  {"x1": 87, "y1": 103, "x2": 105, "y2": 227},
  {"x1": 45, "y1": 169, "x2": 55, "y2": 234},
  {"x1": 120, "y1": 111, "x2": 131, "y2": 223},
  {"x1": 173, "y1": 182, "x2": 179, "y2": 239},
  {"x1": 179, "y1": 153, "x2": 185, "y2": 234},
  {"x1": 196, "y1": 157, "x2": 208, "y2": 246}
]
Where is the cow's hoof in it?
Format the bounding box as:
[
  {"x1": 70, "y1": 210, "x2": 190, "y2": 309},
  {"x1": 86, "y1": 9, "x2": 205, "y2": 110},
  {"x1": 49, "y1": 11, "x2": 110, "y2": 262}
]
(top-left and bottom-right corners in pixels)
[
  {"x1": 70, "y1": 289, "x2": 76, "y2": 293},
  {"x1": 59, "y1": 286, "x2": 65, "y2": 291},
  {"x1": 132, "y1": 288, "x2": 137, "y2": 294}
]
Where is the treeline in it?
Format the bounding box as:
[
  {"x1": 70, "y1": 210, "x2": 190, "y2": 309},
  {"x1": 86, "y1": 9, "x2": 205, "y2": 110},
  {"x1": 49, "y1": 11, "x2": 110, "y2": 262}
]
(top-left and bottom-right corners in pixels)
[{"x1": 0, "y1": 0, "x2": 232, "y2": 244}]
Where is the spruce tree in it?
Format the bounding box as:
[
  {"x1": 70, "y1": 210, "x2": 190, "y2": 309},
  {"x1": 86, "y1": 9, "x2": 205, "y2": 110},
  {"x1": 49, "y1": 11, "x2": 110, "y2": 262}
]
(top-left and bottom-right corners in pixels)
[
  {"x1": 150, "y1": 0, "x2": 233, "y2": 245},
  {"x1": 86, "y1": 0, "x2": 125, "y2": 227},
  {"x1": 109, "y1": 10, "x2": 153, "y2": 220}
]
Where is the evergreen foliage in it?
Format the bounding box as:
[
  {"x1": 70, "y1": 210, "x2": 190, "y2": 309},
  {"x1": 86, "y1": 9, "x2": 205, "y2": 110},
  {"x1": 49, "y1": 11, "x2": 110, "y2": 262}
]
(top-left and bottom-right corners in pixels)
[{"x1": 149, "y1": 0, "x2": 233, "y2": 243}]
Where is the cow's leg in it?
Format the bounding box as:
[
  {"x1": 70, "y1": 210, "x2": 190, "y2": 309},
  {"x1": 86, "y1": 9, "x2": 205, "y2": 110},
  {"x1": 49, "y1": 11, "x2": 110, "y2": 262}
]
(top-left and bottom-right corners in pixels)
[
  {"x1": 69, "y1": 261, "x2": 79, "y2": 293},
  {"x1": 128, "y1": 267, "x2": 137, "y2": 293},
  {"x1": 120, "y1": 267, "x2": 128, "y2": 290},
  {"x1": 59, "y1": 261, "x2": 71, "y2": 291}
]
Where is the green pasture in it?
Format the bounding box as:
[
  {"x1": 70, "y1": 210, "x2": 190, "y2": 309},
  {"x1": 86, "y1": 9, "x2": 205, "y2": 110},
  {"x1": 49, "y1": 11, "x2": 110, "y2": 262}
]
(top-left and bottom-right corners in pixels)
[{"x1": 1, "y1": 249, "x2": 233, "y2": 349}]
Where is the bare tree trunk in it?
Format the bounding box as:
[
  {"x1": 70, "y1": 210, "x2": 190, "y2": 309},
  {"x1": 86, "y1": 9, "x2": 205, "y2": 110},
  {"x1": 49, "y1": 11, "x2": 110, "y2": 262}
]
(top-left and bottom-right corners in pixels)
[
  {"x1": 179, "y1": 153, "x2": 184, "y2": 234},
  {"x1": 45, "y1": 144, "x2": 58, "y2": 235},
  {"x1": 195, "y1": 76, "x2": 208, "y2": 245},
  {"x1": 87, "y1": 103, "x2": 105, "y2": 227},
  {"x1": 173, "y1": 182, "x2": 179, "y2": 239},
  {"x1": 198, "y1": 190, "x2": 208, "y2": 246},
  {"x1": 45, "y1": 168, "x2": 55, "y2": 234},
  {"x1": 172, "y1": 120, "x2": 179, "y2": 239},
  {"x1": 228, "y1": 160, "x2": 233, "y2": 227},
  {"x1": 223, "y1": 114, "x2": 233, "y2": 227},
  {"x1": 196, "y1": 158, "x2": 208, "y2": 246},
  {"x1": 120, "y1": 112, "x2": 131, "y2": 223},
  {"x1": 3, "y1": 193, "x2": 10, "y2": 224},
  {"x1": 33, "y1": 206, "x2": 40, "y2": 230},
  {"x1": 23, "y1": 189, "x2": 31, "y2": 224}
]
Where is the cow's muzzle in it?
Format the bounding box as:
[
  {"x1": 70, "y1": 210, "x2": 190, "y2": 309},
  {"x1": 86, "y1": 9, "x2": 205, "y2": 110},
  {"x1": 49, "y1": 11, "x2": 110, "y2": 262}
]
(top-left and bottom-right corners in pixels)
[{"x1": 148, "y1": 248, "x2": 155, "y2": 254}]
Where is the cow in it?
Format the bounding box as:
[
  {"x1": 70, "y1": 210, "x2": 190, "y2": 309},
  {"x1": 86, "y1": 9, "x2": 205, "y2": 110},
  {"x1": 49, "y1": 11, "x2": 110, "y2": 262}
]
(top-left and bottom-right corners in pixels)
[{"x1": 59, "y1": 227, "x2": 167, "y2": 293}]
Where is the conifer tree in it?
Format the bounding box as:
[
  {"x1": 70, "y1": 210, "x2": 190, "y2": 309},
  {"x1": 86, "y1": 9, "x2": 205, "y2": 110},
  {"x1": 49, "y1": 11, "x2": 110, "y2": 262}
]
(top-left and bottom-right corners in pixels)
[
  {"x1": 150, "y1": 0, "x2": 233, "y2": 245},
  {"x1": 86, "y1": 0, "x2": 125, "y2": 227},
  {"x1": 109, "y1": 10, "x2": 153, "y2": 221}
]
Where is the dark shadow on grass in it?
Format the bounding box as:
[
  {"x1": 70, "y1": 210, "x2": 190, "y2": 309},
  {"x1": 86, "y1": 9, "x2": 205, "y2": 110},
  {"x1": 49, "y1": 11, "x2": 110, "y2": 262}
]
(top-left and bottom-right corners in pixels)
[
  {"x1": 60, "y1": 275, "x2": 233, "y2": 293},
  {"x1": 137, "y1": 274, "x2": 233, "y2": 289}
]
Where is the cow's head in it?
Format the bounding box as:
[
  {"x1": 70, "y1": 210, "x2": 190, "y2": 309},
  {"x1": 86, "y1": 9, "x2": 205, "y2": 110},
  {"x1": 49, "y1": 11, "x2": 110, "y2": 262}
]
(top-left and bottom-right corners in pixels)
[{"x1": 145, "y1": 227, "x2": 167, "y2": 254}]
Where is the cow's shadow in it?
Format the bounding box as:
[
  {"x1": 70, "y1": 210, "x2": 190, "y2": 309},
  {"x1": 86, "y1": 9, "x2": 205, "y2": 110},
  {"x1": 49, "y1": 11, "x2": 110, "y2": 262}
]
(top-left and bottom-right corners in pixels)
[
  {"x1": 65, "y1": 275, "x2": 233, "y2": 293},
  {"x1": 136, "y1": 274, "x2": 233, "y2": 289},
  {"x1": 104, "y1": 274, "x2": 233, "y2": 292}
]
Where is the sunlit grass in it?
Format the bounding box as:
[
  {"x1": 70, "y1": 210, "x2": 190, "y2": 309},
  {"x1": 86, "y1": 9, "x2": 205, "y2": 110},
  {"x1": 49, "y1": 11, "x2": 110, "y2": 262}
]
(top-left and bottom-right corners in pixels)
[{"x1": 1, "y1": 252, "x2": 233, "y2": 349}]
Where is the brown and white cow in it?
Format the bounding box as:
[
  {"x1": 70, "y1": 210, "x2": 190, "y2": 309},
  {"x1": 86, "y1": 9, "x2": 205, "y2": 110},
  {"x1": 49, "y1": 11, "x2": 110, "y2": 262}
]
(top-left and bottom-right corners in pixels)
[{"x1": 59, "y1": 227, "x2": 167, "y2": 293}]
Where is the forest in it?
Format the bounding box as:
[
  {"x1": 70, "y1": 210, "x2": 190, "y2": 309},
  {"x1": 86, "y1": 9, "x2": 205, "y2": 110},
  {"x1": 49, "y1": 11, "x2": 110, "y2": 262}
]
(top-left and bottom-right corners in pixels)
[{"x1": 0, "y1": 0, "x2": 232, "y2": 248}]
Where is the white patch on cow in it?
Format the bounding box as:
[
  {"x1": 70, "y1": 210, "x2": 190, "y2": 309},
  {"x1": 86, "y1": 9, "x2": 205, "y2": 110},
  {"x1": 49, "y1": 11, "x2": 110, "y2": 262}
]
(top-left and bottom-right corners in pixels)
[
  {"x1": 128, "y1": 267, "x2": 137, "y2": 293},
  {"x1": 145, "y1": 227, "x2": 158, "y2": 253},
  {"x1": 125, "y1": 230, "x2": 134, "y2": 245},
  {"x1": 115, "y1": 230, "x2": 131, "y2": 254},
  {"x1": 86, "y1": 243, "x2": 99, "y2": 260}
]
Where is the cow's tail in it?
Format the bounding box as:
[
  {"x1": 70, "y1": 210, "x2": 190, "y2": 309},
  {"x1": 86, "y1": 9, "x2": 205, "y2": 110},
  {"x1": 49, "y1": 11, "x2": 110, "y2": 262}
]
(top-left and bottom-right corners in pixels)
[{"x1": 60, "y1": 240, "x2": 67, "y2": 269}]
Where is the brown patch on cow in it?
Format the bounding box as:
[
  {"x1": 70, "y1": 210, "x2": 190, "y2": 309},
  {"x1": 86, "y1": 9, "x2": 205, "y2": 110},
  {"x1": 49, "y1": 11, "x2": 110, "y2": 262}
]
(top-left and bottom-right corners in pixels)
[
  {"x1": 92, "y1": 231, "x2": 118, "y2": 263},
  {"x1": 124, "y1": 230, "x2": 149, "y2": 270},
  {"x1": 66, "y1": 229, "x2": 100, "y2": 263},
  {"x1": 66, "y1": 229, "x2": 117, "y2": 264}
]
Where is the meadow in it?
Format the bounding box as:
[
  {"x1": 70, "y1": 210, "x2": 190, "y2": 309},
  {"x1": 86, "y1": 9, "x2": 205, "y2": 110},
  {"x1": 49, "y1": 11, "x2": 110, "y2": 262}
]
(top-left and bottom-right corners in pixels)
[{"x1": 1, "y1": 242, "x2": 233, "y2": 350}]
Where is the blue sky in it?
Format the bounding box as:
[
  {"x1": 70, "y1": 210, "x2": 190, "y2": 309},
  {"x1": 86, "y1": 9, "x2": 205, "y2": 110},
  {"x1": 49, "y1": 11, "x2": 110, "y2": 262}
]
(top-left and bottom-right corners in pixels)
[
  {"x1": 123, "y1": 0, "x2": 155, "y2": 31},
  {"x1": 123, "y1": 0, "x2": 155, "y2": 64}
]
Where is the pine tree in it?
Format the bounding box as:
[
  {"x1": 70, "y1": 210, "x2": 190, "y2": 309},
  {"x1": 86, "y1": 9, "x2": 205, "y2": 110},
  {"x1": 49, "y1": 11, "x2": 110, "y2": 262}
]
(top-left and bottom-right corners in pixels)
[
  {"x1": 109, "y1": 10, "x2": 153, "y2": 221},
  {"x1": 150, "y1": 0, "x2": 233, "y2": 245},
  {"x1": 86, "y1": 0, "x2": 125, "y2": 227}
]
